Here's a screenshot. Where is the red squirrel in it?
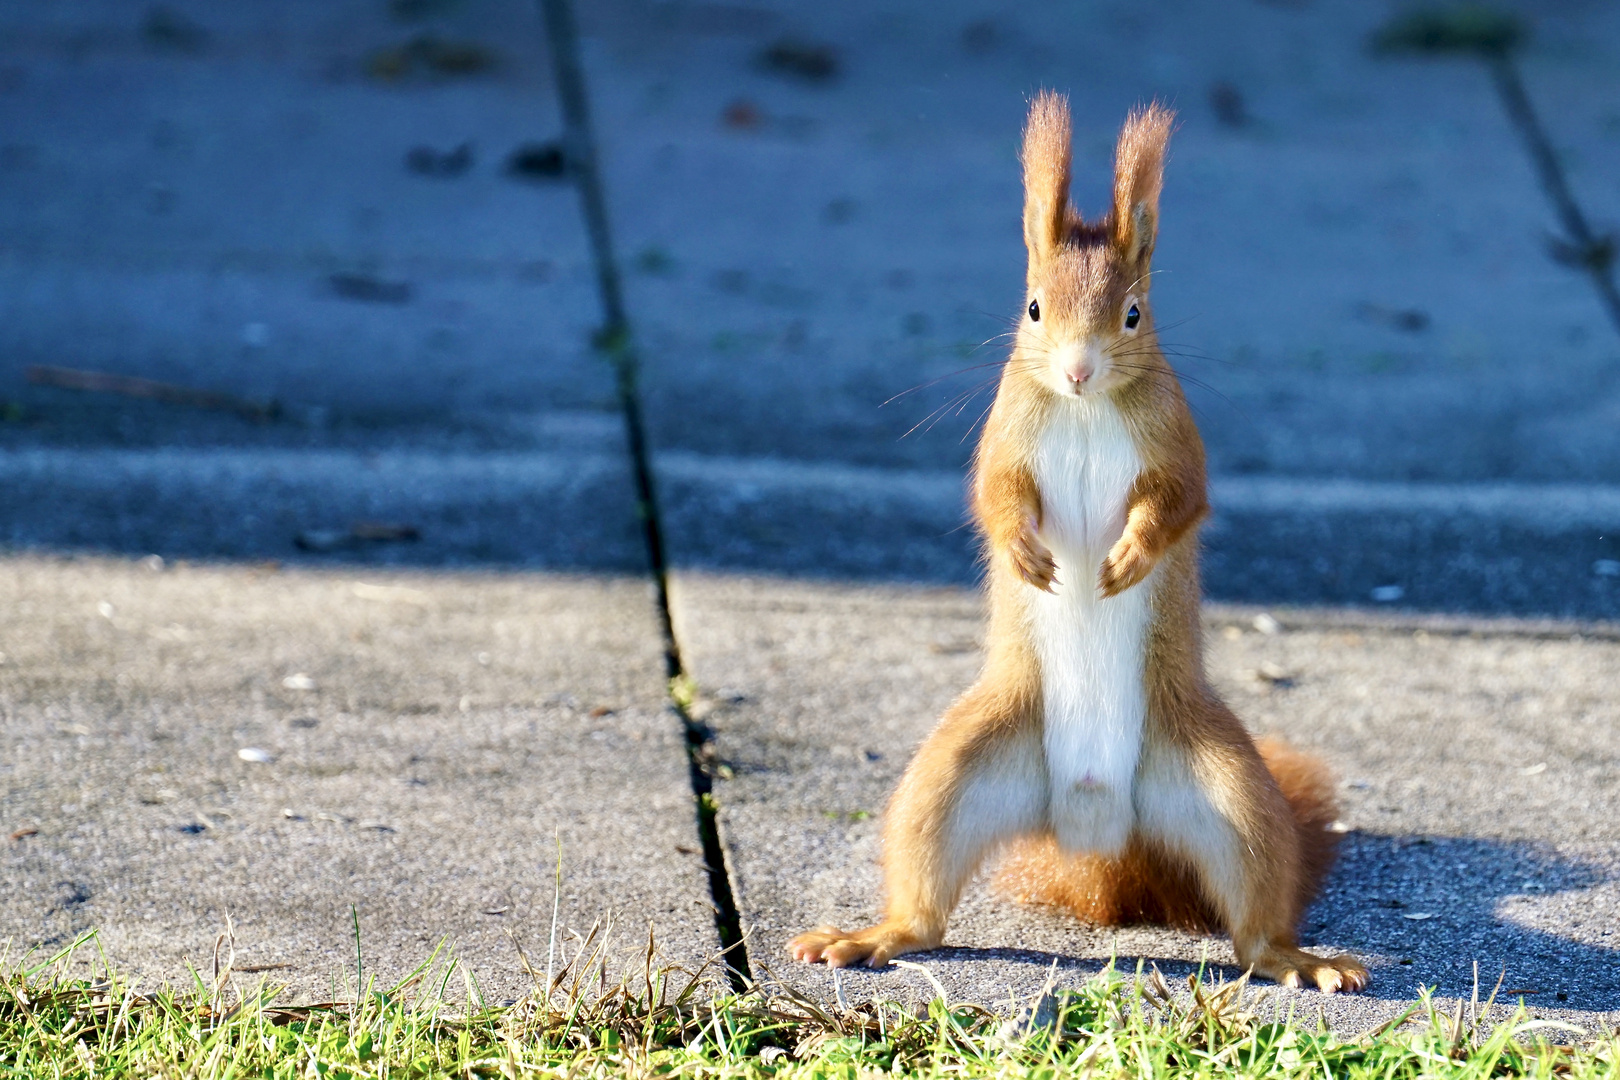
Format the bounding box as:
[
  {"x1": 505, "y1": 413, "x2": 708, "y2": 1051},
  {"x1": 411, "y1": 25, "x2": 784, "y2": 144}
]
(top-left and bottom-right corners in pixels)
[{"x1": 790, "y1": 93, "x2": 1368, "y2": 993}]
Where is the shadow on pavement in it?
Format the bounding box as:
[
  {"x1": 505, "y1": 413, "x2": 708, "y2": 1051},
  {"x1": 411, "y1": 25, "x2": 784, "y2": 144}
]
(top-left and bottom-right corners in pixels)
[{"x1": 902, "y1": 832, "x2": 1618, "y2": 1012}]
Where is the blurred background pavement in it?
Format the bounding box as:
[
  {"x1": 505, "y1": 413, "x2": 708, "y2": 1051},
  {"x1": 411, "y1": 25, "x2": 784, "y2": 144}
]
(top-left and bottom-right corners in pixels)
[{"x1": 1, "y1": 0, "x2": 1619, "y2": 612}]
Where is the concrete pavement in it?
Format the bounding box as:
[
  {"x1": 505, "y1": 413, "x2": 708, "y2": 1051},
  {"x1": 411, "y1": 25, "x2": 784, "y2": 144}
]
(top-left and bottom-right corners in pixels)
[
  {"x1": 5, "y1": 0, "x2": 1620, "y2": 484},
  {"x1": 0, "y1": 556, "x2": 717, "y2": 999},
  {"x1": 657, "y1": 452, "x2": 1620, "y2": 619},
  {"x1": 9, "y1": 0, "x2": 1619, "y2": 614},
  {"x1": 670, "y1": 572, "x2": 1620, "y2": 1030}
]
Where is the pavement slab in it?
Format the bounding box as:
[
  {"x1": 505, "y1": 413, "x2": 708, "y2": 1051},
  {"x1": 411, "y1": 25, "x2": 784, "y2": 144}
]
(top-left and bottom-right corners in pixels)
[
  {"x1": 656, "y1": 453, "x2": 1620, "y2": 619},
  {"x1": 0, "y1": 0, "x2": 608, "y2": 423},
  {"x1": 583, "y1": 0, "x2": 1620, "y2": 483},
  {"x1": 5, "y1": 0, "x2": 1620, "y2": 485},
  {"x1": 0, "y1": 436, "x2": 646, "y2": 572},
  {"x1": 670, "y1": 572, "x2": 1620, "y2": 1031},
  {"x1": 0, "y1": 556, "x2": 718, "y2": 999}
]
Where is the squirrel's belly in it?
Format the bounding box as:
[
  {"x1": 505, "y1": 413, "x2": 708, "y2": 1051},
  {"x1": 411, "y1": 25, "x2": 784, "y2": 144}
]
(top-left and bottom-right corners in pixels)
[{"x1": 1029, "y1": 396, "x2": 1150, "y2": 856}]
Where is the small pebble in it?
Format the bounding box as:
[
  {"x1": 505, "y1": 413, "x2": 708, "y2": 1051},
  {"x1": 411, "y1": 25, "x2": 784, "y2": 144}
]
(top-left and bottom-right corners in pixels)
[
  {"x1": 1252, "y1": 613, "x2": 1281, "y2": 635},
  {"x1": 282, "y1": 673, "x2": 316, "y2": 691},
  {"x1": 238, "y1": 747, "x2": 274, "y2": 764},
  {"x1": 721, "y1": 99, "x2": 763, "y2": 130},
  {"x1": 1402, "y1": 912, "x2": 1435, "y2": 920},
  {"x1": 1251, "y1": 661, "x2": 1293, "y2": 687}
]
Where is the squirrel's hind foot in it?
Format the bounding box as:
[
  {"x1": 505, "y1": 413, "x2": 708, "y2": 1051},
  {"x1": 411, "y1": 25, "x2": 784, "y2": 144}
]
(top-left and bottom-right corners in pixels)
[
  {"x1": 789, "y1": 922, "x2": 935, "y2": 968},
  {"x1": 1244, "y1": 945, "x2": 1369, "y2": 994}
]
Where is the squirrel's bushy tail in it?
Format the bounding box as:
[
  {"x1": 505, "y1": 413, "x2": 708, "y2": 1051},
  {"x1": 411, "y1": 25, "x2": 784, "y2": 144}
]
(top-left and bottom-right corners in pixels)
[{"x1": 993, "y1": 738, "x2": 1340, "y2": 931}]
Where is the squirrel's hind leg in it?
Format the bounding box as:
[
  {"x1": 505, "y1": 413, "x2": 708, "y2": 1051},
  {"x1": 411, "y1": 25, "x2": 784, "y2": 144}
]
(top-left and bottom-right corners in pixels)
[
  {"x1": 1134, "y1": 738, "x2": 1369, "y2": 994},
  {"x1": 791, "y1": 682, "x2": 1047, "y2": 968}
]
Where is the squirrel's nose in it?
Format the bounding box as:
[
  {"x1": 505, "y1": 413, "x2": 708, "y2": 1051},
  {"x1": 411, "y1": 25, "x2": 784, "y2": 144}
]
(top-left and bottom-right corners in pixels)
[{"x1": 1064, "y1": 358, "x2": 1091, "y2": 386}]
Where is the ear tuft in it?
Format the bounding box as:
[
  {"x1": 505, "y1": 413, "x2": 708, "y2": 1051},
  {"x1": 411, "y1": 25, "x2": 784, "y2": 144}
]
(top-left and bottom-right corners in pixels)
[
  {"x1": 1111, "y1": 102, "x2": 1175, "y2": 271},
  {"x1": 1022, "y1": 90, "x2": 1073, "y2": 269}
]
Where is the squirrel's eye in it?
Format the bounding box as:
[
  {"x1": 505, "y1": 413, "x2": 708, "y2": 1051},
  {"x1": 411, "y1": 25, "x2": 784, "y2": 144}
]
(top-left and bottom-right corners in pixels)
[
  {"x1": 1027, "y1": 299, "x2": 1040, "y2": 322},
  {"x1": 1124, "y1": 303, "x2": 1140, "y2": 330}
]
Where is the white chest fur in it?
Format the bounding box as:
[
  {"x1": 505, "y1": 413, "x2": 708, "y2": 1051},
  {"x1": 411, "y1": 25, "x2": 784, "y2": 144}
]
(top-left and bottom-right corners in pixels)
[{"x1": 1027, "y1": 395, "x2": 1152, "y2": 855}]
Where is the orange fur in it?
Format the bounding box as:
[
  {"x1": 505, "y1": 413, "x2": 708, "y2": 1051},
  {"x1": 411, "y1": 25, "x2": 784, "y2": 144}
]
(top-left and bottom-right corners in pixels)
[
  {"x1": 789, "y1": 95, "x2": 1367, "y2": 993},
  {"x1": 994, "y1": 737, "x2": 1343, "y2": 932}
]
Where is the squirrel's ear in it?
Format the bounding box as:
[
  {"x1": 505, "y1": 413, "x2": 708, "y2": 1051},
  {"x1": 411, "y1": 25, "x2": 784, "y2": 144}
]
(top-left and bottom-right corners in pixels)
[
  {"x1": 1022, "y1": 90, "x2": 1073, "y2": 270},
  {"x1": 1110, "y1": 102, "x2": 1174, "y2": 272}
]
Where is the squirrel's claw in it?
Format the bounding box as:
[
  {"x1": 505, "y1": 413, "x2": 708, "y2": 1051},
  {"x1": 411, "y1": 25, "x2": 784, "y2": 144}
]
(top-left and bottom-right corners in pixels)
[
  {"x1": 789, "y1": 922, "x2": 932, "y2": 969},
  {"x1": 1244, "y1": 947, "x2": 1370, "y2": 994},
  {"x1": 1098, "y1": 536, "x2": 1154, "y2": 597},
  {"x1": 1011, "y1": 520, "x2": 1058, "y2": 592}
]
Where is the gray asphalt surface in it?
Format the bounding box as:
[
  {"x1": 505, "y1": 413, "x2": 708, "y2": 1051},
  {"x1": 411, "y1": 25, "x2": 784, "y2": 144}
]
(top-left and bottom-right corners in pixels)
[
  {"x1": 0, "y1": 557, "x2": 716, "y2": 1000},
  {"x1": 4, "y1": 0, "x2": 1620, "y2": 615},
  {"x1": 671, "y1": 572, "x2": 1620, "y2": 1031},
  {"x1": 5, "y1": 0, "x2": 1618, "y2": 481}
]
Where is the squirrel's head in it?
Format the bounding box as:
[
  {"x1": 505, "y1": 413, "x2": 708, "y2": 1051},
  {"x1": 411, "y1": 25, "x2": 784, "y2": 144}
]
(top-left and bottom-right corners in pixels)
[{"x1": 1015, "y1": 93, "x2": 1174, "y2": 399}]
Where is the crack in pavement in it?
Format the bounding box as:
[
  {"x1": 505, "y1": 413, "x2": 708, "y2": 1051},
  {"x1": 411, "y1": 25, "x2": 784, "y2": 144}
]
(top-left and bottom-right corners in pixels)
[{"x1": 538, "y1": 0, "x2": 750, "y2": 989}]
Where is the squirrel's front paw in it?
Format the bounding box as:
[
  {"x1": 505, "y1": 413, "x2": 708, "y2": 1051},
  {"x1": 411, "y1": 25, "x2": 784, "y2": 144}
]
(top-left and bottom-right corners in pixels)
[
  {"x1": 1099, "y1": 536, "x2": 1155, "y2": 597},
  {"x1": 1010, "y1": 519, "x2": 1058, "y2": 592}
]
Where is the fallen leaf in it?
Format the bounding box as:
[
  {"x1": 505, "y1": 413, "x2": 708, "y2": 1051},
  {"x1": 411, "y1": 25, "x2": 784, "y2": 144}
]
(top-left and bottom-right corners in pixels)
[
  {"x1": 351, "y1": 522, "x2": 420, "y2": 542},
  {"x1": 328, "y1": 273, "x2": 412, "y2": 304},
  {"x1": 1209, "y1": 81, "x2": 1247, "y2": 127},
  {"x1": 299, "y1": 524, "x2": 421, "y2": 552},
  {"x1": 758, "y1": 38, "x2": 838, "y2": 81},
  {"x1": 505, "y1": 141, "x2": 568, "y2": 179},
  {"x1": 405, "y1": 142, "x2": 473, "y2": 177},
  {"x1": 9, "y1": 827, "x2": 38, "y2": 841},
  {"x1": 721, "y1": 99, "x2": 763, "y2": 129},
  {"x1": 1521, "y1": 762, "x2": 1548, "y2": 775}
]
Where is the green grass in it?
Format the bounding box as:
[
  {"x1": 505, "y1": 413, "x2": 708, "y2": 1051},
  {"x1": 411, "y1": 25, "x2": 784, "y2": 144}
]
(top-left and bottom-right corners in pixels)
[{"x1": 2, "y1": 931, "x2": 1615, "y2": 1079}]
